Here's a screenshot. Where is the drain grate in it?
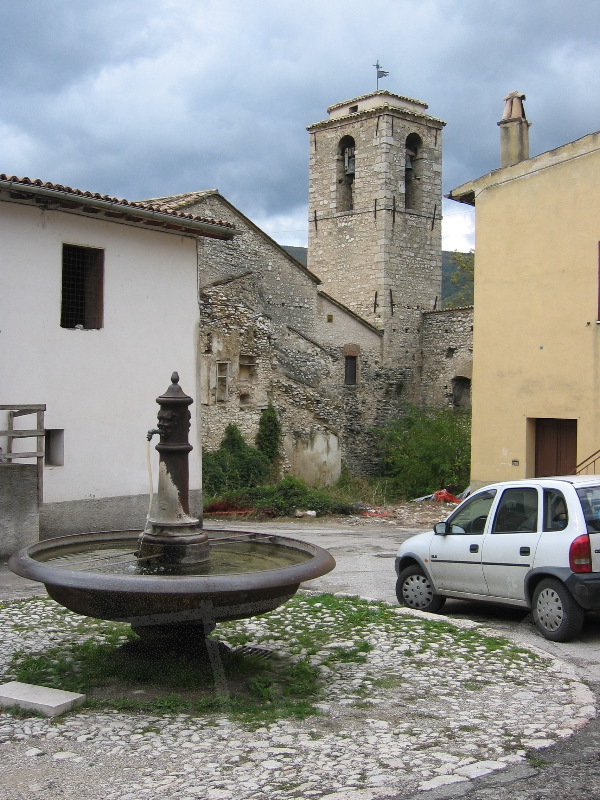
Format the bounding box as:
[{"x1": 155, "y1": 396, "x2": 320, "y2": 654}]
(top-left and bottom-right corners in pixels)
[{"x1": 234, "y1": 645, "x2": 275, "y2": 660}]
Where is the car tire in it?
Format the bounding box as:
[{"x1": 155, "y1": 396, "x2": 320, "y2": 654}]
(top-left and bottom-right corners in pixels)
[
  {"x1": 532, "y1": 578, "x2": 585, "y2": 642},
  {"x1": 396, "y1": 565, "x2": 446, "y2": 613}
]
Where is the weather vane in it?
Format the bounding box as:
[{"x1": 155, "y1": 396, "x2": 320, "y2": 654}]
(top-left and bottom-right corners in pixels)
[{"x1": 374, "y1": 60, "x2": 389, "y2": 90}]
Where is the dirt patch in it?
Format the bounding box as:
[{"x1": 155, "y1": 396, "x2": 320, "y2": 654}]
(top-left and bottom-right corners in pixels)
[
  {"x1": 205, "y1": 499, "x2": 458, "y2": 530},
  {"x1": 354, "y1": 499, "x2": 458, "y2": 528}
]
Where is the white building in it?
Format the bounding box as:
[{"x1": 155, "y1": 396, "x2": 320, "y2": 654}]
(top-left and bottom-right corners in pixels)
[{"x1": 0, "y1": 174, "x2": 236, "y2": 545}]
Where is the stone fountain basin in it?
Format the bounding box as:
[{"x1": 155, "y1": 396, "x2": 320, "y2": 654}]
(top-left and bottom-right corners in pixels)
[{"x1": 8, "y1": 530, "x2": 336, "y2": 628}]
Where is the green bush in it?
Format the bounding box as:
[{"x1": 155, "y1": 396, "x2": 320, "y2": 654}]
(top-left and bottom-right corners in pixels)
[
  {"x1": 205, "y1": 476, "x2": 353, "y2": 517},
  {"x1": 376, "y1": 405, "x2": 471, "y2": 499},
  {"x1": 202, "y1": 424, "x2": 271, "y2": 496},
  {"x1": 255, "y1": 403, "x2": 282, "y2": 464},
  {"x1": 332, "y1": 467, "x2": 396, "y2": 507}
]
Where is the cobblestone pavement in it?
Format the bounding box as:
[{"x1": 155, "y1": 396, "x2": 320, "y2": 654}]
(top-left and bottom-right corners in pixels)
[{"x1": 1, "y1": 517, "x2": 599, "y2": 799}]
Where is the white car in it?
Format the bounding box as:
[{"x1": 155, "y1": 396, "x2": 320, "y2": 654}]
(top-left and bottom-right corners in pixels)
[{"x1": 395, "y1": 476, "x2": 600, "y2": 641}]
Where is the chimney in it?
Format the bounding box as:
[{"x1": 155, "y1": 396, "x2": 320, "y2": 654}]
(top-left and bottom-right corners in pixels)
[{"x1": 497, "y1": 91, "x2": 531, "y2": 168}]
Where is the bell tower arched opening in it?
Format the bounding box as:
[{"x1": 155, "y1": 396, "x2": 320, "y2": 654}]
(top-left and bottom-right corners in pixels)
[
  {"x1": 405, "y1": 133, "x2": 423, "y2": 211},
  {"x1": 337, "y1": 135, "x2": 356, "y2": 212}
]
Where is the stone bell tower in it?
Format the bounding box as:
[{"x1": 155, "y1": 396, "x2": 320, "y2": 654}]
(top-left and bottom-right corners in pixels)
[{"x1": 307, "y1": 91, "x2": 445, "y2": 366}]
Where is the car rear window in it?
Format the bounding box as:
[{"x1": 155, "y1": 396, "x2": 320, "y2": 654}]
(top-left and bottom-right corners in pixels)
[{"x1": 576, "y1": 486, "x2": 600, "y2": 532}]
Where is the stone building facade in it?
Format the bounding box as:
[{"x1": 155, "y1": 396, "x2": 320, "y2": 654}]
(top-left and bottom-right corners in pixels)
[
  {"x1": 150, "y1": 190, "x2": 403, "y2": 478},
  {"x1": 150, "y1": 91, "x2": 473, "y2": 483}
]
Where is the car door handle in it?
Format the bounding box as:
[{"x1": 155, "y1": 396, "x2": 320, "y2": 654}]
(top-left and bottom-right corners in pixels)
[
  {"x1": 470, "y1": 544, "x2": 479, "y2": 553},
  {"x1": 520, "y1": 546, "x2": 530, "y2": 556}
]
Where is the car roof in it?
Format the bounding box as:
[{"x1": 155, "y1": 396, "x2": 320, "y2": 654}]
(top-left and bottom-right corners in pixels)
[{"x1": 479, "y1": 476, "x2": 600, "y2": 492}]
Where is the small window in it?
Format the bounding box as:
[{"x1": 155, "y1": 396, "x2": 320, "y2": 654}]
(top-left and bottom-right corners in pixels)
[
  {"x1": 344, "y1": 355, "x2": 357, "y2": 385},
  {"x1": 327, "y1": 314, "x2": 333, "y2": 323},
  {"x1": 349, "y1": 105, "x2": 359, "y2": 113},
  {"x1": 452, "y1": 376, "x2": 471, "y2": 409},
  {"x1": 216, "y1": 362, "x2": 229, "y2": 402},
  {"x1": 61, "y1": 244, "x2": 104, "y2": 329},
  {"x1": 543, "y1": 489, "x2": 568, "y2": 531},
  {"x1": 239, "y1": 354, "x2": 257, "y2": 382},
  {"x1": 493, "y1": 488, "x2": 539, "y2": 533},
  {"x1": 45, "y1": 429, "x2": 64, "y2": 466}
]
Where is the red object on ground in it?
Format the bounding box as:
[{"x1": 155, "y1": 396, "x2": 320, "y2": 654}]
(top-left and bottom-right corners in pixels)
[
  {"x1": 432, "y1": 490, "x2": 461, "y2": 504},
  {"x1": 360, "y1": 508, "x2": 392, "y2": 517}
]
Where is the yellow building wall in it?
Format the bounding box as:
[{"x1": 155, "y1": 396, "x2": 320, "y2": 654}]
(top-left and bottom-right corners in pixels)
[{"x1": 470, "y1": 138, "x2": 600, "y2": 488}]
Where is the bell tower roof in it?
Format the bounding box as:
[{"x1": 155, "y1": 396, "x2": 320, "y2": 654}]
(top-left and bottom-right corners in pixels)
[{"x1": 308, "y1": 90, "x2": 445, "y2": 130}]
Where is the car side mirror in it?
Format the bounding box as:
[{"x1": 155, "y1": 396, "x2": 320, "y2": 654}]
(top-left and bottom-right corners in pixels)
[{"x1": 434, "y1": 522, "x2": 448, "y2": 535}]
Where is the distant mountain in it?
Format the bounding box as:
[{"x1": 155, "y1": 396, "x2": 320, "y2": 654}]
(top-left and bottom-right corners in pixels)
[
  {"x1": 281, "y1": 246, "x2": 472, "y2": 306},
  {"x1": 442, "y1": 250, "x2": 473, "y2": 308}
]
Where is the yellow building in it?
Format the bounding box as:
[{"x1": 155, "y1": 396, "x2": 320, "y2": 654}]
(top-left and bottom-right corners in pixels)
[{"x1": 449, "y1": 93, "x2": 600, "y2": 488}]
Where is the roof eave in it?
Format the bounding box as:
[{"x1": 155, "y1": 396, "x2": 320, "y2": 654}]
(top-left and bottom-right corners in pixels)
[
  {"x1": 307, "y1": 105, "x2": 445, "y2": 132},
  {"x1": 0, "y1": 178, "x2": 239, "y2": 240},
  {"x1": 445, "y1": 183, "x2": 476, "y2": 206}
]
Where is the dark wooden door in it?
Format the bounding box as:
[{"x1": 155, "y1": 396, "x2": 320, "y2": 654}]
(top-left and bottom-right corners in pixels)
[{"x1": 535, "y1": 419, "x2": 577, "y2": 476}]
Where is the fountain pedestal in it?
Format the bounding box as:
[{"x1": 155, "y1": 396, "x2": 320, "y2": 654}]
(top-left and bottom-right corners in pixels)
[{"x1": 138, "y1": 373, "x2": 209, "y2": 572}]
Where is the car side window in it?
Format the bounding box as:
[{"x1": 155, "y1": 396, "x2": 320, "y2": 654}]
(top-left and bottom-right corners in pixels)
[
  {"x1": 447, "y1": 490, "x2": 496, "y2": 534},
  {"x1": 543, "y1": 489, "x2": 568, "y2": 531},
  {"x1": 492, "y1": 487, "x2": 538, "y2": 533},
  {"x1": 576, "y1": 486, "x2": 600, "y2": 532}
]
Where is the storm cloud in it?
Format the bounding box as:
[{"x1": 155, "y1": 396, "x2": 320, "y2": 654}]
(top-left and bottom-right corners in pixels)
[{"x1": 2, "y1": 0, "x2": 599, "y2": 248}]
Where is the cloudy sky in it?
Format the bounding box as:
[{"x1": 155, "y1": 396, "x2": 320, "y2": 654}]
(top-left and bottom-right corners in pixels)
[{"x1": 2, "y1": 1, "x2": 599, "y2": 251}]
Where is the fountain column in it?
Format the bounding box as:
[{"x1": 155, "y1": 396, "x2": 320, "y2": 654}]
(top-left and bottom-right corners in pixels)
[{"x1": 138, "y1": 372, "x2": 209, "y2": 572}]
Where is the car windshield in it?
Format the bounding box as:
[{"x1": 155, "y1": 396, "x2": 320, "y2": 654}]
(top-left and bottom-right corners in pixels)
[{"x1": 576, "y1": 485, "x2": 600, "y2": 532}]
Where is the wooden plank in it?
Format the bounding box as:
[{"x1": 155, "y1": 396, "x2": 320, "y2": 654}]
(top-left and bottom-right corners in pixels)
[
  {"x1": 0, "y1": 430, "x2": 45, "y2": 438},
  {"x1": 0, "y1": 405, "x2": 46, "y2": 413},
  {"x1": 3, "y1": 452, "x2": 44, "y2": 459}
]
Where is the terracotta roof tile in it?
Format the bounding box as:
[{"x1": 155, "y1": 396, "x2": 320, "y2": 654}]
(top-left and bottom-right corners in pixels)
[{"x1": 0, "y1": 174, "x2": 235, "y2": 231}]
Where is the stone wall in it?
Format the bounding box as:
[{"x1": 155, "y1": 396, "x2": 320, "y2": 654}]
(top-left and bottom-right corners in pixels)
[
  {"x1": 186, "y1": 192, "x2": 321, "y2": 336},
  {"x1": 420, "y1": 307, "x2": 474, "y2": 408},
  {"x1": 199, "y1": 284, "x2": 408, "y2": 479}
]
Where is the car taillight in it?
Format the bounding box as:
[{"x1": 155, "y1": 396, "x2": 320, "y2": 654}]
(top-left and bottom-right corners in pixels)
[{"x1": 569, "y1": 534, "x2": 592, "y2": 573}]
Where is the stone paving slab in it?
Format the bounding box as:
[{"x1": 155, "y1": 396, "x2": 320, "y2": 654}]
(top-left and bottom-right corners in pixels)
[{"x1": 0, "y1": 681, "x2": 86, "y2": 717}]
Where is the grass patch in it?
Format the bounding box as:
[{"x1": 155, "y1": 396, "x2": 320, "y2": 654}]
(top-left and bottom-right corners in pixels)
[
  {"x1": 10, "y1": 640, "x2": 320, "y2": 724},
  {"x1": 527, "y1": 756, "x2": 552, "y2": 768}
]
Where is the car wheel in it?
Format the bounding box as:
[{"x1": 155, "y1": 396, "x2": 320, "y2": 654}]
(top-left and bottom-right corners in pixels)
[
  {"x1": 396, "y1": 565, "x2": 446, "y2": 613},
  {"x1": 532, "y1": 578, "x2": 585, "y2": 642}
]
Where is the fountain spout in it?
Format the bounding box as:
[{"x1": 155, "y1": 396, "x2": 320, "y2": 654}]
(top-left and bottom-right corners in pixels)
[{"x1": 137, "y1": 372, "x2": 209, "y2": 572}]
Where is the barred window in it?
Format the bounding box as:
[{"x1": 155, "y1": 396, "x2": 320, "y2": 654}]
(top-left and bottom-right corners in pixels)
[
  {"x1": 344, "y1": 355, "x2": 357, "y2": 385},
  {"x1": 61, "y1": 244, "x2": 104, "y2": 329}
]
